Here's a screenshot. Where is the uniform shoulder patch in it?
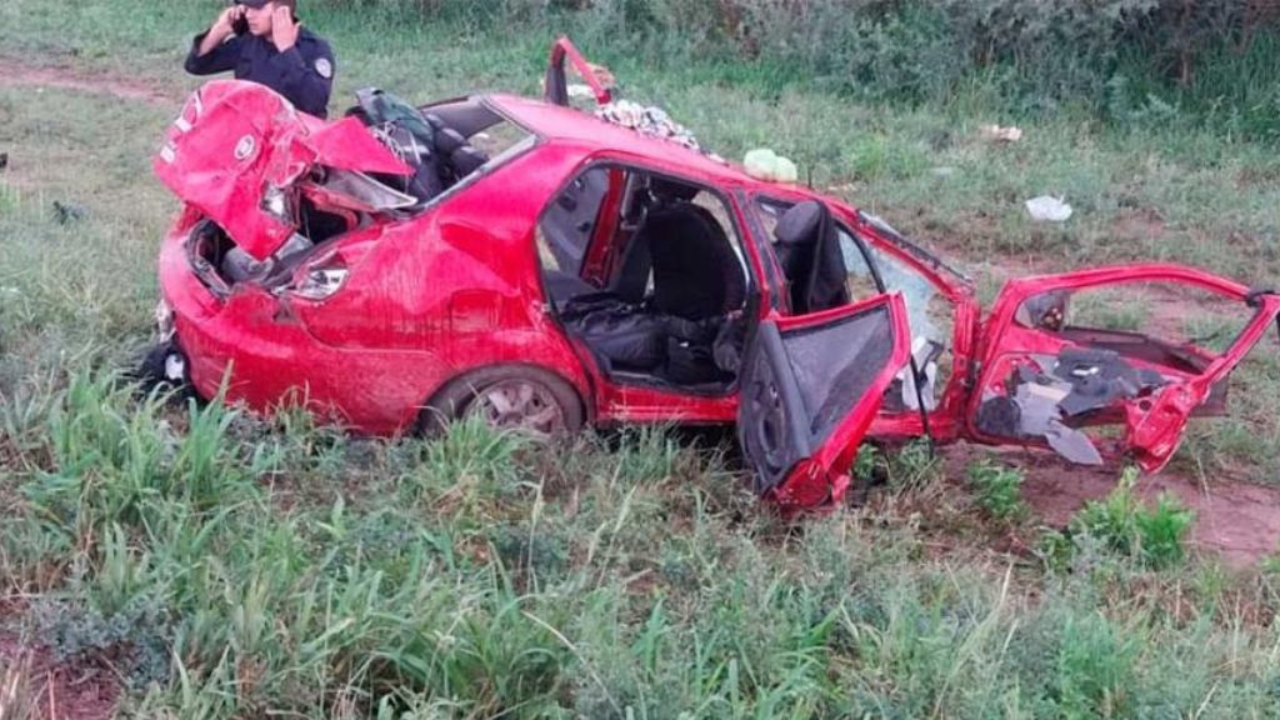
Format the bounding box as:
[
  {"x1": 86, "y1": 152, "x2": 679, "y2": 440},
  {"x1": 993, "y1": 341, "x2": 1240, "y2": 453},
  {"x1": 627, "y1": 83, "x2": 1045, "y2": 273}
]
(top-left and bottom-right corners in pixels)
[{"x1": 315, "y1": 57, "x2": 333, "y2": 79}]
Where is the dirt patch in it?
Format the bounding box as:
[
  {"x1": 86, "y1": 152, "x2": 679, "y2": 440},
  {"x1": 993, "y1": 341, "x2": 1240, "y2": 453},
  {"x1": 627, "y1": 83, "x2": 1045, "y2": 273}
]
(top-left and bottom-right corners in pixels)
[
  {"x1": 1111, "y1": 207, "x2": 1167, "y2": 242},
  {"x1": 0, "y1": 59, "x2": 175, "y2": 108},
  {"x1": 0, "y1": 634, "x2": 119, "y2": 720},
  {"x1": 948, "y1": 445, "x2": 1280, "y2": 568}
]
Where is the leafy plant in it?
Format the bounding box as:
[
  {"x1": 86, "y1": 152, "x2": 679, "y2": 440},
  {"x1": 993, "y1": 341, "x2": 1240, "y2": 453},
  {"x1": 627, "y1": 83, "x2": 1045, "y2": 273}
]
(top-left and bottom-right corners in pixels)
[
  {"x1": 966, "y1": 457, "x2": 1028, "y2": 523},
  {"x1": 1045, "y1": 467, "x2": 1195, "y2": 571}
]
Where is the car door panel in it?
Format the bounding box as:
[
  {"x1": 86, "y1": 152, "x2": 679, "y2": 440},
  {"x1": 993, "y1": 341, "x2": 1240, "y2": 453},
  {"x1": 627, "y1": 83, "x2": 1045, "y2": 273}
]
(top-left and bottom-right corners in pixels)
[
  {"x1": 967, "y1": 264, "x2": 1280, "y2": 473},
  {"x1": 738, "y1": 293, "x2": 911, "y2": 508}
]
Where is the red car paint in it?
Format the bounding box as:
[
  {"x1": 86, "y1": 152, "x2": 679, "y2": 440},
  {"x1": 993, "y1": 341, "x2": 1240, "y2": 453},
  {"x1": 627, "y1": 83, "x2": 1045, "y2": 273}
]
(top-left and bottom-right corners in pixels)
[
  {"x1": 151, "y1": 38, "x2": 1280, "y2": 509},
  {"x1": 966, "y1": 264, "x2": 1280, "y2": 473}
]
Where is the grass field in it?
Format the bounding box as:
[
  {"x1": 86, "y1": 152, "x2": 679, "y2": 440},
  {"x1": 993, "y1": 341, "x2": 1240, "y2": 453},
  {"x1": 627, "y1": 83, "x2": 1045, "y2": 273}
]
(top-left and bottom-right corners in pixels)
[{"x1": 4, "y1": 1, "x2": 1280, "y2": 717}]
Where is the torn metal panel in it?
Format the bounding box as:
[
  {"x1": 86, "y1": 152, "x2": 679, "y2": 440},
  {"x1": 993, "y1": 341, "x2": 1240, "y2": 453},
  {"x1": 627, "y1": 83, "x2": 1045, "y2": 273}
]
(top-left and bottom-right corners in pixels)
[{"x1": 154, "y1": 80, "x2": 411, "y2": 261}]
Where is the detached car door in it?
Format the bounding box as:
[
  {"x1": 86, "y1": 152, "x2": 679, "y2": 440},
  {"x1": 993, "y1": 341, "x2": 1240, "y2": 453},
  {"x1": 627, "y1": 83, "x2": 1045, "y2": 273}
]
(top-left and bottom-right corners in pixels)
[
  {"x1": 738, "y1": 293, "x2": 911, "y2": 508},
  {"x1": 967, "y1": 264, "x2": 1280, "y2": 473}
]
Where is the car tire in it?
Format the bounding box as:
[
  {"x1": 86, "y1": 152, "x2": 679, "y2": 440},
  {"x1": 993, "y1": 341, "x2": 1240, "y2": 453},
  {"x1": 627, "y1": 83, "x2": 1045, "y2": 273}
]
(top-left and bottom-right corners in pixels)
[{"x1": 418, "y1": 365, "x2": 585, "y2": 440}]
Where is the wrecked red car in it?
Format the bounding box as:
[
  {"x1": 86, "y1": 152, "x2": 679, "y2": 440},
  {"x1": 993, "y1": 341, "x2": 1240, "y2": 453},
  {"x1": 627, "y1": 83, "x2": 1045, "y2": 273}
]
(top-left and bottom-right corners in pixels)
[{"x1": 148, "y1": 39, "x2": 1280, "y2": 509}]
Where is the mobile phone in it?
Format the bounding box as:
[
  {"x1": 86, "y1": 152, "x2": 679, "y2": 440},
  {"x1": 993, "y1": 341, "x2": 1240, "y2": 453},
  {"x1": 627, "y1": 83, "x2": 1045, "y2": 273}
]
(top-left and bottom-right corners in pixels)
[{"x1": 231, "y1": 8, "x2": 249, "y2": 35}]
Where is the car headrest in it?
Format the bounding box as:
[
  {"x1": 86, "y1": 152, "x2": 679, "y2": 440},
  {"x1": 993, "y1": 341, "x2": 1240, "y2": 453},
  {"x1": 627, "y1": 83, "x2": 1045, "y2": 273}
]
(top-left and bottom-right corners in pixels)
[
  {"x1": 451, "y1": 145, "x2": 489, "y2": 177},
  {"x1": 434, "y1": 127, "x2": 467, "y2": 156},
  {"x1": 774, "y1": 200, "x2": 824, "y2": 245},
  {"x1": 649, "y1": 177, "x2": 699, "y2": 203}
]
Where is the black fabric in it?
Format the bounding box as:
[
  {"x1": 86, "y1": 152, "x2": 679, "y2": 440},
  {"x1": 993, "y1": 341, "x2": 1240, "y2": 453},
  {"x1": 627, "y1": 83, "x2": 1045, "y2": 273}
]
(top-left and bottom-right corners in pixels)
[
  {"x1": 608, "y1": 228, "x2": 653, "y2": 304},
  {"x1": 773, "y1": 201, "x2": 850, "y2": 314},
  {"x1": 644, "y1": 202, "x2": 746, "y2": 320},
  {"x1": 432, "y1": 128, "x2": 489, "y2": 185},
  {"x1": 780, "y1": 305, "x2": 893, "y2": 446},
  {"x1": 560, "y1": 294, "x2": 668, "y2": 371},
  {"x1": 450, "y1": 145, "x2": 489, "y2": 177},
  {"x1": 664, "y1": 338, "x2": 734, "y2": 385},
  {"x1": 434, "y1": 127, "x2": 467, "y2": 155},
  {"x1": 349, "y1": 88, "x2": 444, "y2": 202}
]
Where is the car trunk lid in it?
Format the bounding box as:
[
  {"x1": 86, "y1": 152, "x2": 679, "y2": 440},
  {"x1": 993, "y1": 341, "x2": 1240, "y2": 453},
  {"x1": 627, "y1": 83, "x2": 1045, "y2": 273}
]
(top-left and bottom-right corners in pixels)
[{"x1": 153, "y1": 79, "x2": 412, "y2": 261}]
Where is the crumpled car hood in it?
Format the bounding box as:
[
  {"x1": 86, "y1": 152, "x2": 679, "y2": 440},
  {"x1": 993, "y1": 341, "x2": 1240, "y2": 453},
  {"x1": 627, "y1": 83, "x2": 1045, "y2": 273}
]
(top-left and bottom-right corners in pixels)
[{"x1": 153, "y1": 79, "x2": 411, "y2": 261}]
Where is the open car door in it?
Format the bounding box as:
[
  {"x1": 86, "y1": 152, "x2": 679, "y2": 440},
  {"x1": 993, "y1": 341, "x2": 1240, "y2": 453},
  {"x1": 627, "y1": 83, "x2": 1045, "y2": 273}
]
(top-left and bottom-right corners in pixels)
[
  {"x1": 738, "y1": 293, "x2": 911, "y2": 508},
  {"x1": 544, "y1": 36, "x2": 613, "y2": 108},
  {"x1": 967, "y1": 264, "x2": 1280, "y2": 473}
]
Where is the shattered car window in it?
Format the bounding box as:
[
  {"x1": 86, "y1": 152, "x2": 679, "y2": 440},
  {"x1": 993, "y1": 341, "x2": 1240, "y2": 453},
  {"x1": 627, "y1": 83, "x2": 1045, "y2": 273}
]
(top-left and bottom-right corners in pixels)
[
  {"x1": 845, "y1": 238, "x2": 953, "y2": 412},
  {"x1": 753, "y1": 197, "x2": 953, "y2": 412}
]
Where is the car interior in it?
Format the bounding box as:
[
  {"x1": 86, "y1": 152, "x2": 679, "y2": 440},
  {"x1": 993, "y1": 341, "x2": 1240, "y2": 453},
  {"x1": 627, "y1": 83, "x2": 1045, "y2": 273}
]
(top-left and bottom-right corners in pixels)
[
  {"x1": 345, "y1": 89, "x2": 513, "y2": 208},
  {"x1": 538, "y1": 167, "x2": 752, "y2": 393}
]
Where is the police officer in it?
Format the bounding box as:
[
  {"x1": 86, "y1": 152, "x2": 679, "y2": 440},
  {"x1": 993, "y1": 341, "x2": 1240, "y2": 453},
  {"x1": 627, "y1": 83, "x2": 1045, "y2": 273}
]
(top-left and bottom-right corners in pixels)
[{"x1": 185, "y1": 0, "x2": 335, "y2": 118}]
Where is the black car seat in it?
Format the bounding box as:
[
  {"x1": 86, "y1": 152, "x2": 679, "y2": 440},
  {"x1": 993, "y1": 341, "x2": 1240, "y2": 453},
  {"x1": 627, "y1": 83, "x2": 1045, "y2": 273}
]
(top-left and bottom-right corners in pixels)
[
  {"x1": 773, "y1": 200, "x2": 850, "y2": 314},
  {"x1": 561, "y1": 196, "x2": 745, "y2": 375},
  {"x1": 645, "y1": 202, "x2": 746, "y2": 321},
  {"x1": 430, "y1": 125, "x2": 491, "y2": 188}
]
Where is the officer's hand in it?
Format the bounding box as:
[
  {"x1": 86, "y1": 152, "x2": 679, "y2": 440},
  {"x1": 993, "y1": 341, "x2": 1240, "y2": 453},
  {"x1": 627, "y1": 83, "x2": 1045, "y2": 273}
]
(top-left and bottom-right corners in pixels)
[
  {"x1": 213, "y1": 5, "x2": 245, "y2": 36},
  {"x1": 271, "y1": 6, "x2": 300, "y2": 51}
]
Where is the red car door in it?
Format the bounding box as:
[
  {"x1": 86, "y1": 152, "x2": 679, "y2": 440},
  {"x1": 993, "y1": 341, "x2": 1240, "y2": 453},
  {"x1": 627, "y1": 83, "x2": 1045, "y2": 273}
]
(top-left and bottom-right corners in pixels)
[
  {"x1": 738, "y1": 293, "x2": 911, "y2": 508},
  {"x1": 966, "y1": 264, "x2": 1280, "y2": 473}
]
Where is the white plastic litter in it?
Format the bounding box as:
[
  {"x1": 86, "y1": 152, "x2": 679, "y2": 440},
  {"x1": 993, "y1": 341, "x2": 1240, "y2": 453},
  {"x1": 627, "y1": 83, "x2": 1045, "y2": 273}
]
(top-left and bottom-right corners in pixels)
[
  {"x1": 980, "y1": 124, "x2": 1023, "y2": 143},
  {"x1": 743, "y1": 148, "x2": 799, "y2": 183},
  {"x1": 1025, "y1": 195, "x2": 1073, "y2": 223}
]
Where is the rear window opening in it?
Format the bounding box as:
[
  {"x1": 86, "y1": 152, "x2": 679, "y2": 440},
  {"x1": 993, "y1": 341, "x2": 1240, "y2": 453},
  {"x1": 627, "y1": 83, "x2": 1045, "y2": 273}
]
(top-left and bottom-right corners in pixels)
[{"x1": 346, "y1": 91, "x2": 535, "y2": 208}]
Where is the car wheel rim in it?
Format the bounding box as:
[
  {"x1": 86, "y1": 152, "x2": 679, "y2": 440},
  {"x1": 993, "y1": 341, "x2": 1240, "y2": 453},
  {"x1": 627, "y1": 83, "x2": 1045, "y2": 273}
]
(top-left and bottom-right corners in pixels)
[{"x1": 470, "y1": 379, "x2": 566, "y2": 437}]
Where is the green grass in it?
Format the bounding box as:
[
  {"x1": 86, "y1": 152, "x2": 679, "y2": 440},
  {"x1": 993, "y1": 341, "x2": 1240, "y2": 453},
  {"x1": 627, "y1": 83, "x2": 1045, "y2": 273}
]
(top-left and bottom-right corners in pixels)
[
  {"x1": 4, "y1": 1, "x2": 1280, "y2": 717},
  {"x1": 966, "y1": 457, "x2": 1028, "y2": 524}
]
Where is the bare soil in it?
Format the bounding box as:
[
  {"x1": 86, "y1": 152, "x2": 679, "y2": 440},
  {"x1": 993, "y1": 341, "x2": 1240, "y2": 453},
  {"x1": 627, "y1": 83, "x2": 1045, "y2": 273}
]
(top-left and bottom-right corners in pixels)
[
  {"x1": 947, "y1": 445, "x2": 1280, "y2": 568},
  {"x1": 0, "y1": 58, "x2": 175, "y2": 107},
  {"x1": 0, "y1": 634, "x2": 119, "y2": 720}
]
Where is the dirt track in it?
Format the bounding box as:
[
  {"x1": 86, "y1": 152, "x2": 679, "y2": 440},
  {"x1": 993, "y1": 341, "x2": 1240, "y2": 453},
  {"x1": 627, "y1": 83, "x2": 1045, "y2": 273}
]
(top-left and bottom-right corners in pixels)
[
  {"x1": 0, "y1": 634, "x2": 118, "y2": 720},
  {"x1": 0, "y1": 59, "x2": 176, "y2": 107}
]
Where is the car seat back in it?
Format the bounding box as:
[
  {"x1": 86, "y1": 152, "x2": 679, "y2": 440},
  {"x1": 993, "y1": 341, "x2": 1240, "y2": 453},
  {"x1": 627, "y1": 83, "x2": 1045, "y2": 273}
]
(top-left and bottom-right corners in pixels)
[
  {"x1": 643, "y1": 201, "x2": 746, "y2": 320},
  {"x1": 774, "y1": 200, "x2": 850, "y2": 314}
]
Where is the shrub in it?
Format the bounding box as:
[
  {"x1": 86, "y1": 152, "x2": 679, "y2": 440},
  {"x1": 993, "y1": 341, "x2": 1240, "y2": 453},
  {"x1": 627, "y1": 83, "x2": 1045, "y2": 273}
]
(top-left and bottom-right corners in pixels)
[
  {"x1": 966, "y1": 457, "x2": 1027, "y2": 523},
  {"x1": 1044, "y1": 466, "x2": 1195, "y2": 571}
]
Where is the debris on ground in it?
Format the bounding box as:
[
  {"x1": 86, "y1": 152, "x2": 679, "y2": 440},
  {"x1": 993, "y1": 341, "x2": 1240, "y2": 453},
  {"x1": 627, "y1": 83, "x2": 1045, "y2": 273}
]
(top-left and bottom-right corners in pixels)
[
  {"x1": 1025, "y1": 195, "x2": 1073, "y2": 222},
  {"x1": 980, "y1": 124, "x2": 1023, "y2": 143},
  {"x1": 743, "y1": 148, "x2": 799, "y2": 183},
  {"x1": 594, "y1": 99, "x2": 701, "y2": 151},
  {"x1": 52, "y1": 200, "x2": 88, "y2": 224}
]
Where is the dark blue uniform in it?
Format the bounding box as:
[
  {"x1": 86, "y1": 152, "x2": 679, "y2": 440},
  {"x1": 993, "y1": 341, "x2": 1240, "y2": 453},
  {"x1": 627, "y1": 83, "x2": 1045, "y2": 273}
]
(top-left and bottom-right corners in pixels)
[{"x1": 185, "y1": 26, "x2": 335, "y2": 118}]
